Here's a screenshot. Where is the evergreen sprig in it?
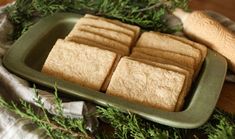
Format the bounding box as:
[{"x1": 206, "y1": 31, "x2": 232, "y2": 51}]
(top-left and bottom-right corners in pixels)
[
  {"x1": 0, "y1": 87, "x2": 92, "y2": 139},
  {"x1": 97, "y1": 106, "x2": 235, "y2": 139},
  {"x1": 1, "y1": 91, "x2": 235, "y2": 138},
  {"x1": 200, "y1": 109, "x2": 235, "y2": 139},
  {"x1": 5, "y1": 0, "x2": 189, "y2": 40},
  {"x1": 97, "y1": 106, "x2": 184, "y2": 139}
]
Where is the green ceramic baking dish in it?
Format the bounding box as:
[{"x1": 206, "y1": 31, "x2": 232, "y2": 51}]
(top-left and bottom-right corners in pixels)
[{"x1": 3, "y1": 13, "x2": 227, "y2": 129}]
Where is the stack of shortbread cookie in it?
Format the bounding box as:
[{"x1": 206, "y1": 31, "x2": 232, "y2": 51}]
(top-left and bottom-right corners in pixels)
[{"x1": 42, "y1": 14, "x2": 207, "y2": 112}]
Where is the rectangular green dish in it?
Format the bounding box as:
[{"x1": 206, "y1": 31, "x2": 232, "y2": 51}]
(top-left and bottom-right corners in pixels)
[{"x1": 3, "y1": 13, "x2": 227, "y2": 128}]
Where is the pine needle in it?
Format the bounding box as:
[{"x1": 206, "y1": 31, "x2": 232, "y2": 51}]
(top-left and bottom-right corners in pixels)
[
  {"x1": 0, "y1": 86, "x2": 92, "y2": 139},
  {"x1": 4, "y1": 0, "x2": 189, "y2": 40},
  {"x1": 97, "y1": 106, "x2": 177, "y2": 139},
  {"x1": 1, "y1": 91, "x2": 235, "y2": 138},
  {"x1": 200, "y1": 109, "x2": 235, "y2": 139}
]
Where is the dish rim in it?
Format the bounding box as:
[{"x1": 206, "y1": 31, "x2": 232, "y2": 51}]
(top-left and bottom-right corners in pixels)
[{"x1": 3, "y1": 13, "x2": 227, "y2": 129}]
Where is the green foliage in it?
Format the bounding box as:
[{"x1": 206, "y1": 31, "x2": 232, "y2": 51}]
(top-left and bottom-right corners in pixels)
[
  {"x1": 4, "y1": 0, "x2": 72, "y2": 39},
  {"x1": 5, "y1": 0, "x2": 189, "y2": 40},
  {"x1": 97, "y1": 106, "x2": 235, "y2": 139},
  {"x1": 201, "y1": 109, "x2": 235, "y2": 139},
  {"x1": 1, "y1": 90, "x2": 235, "y2": 139},
  {"x1": 97, "y1": 106, "x2": 180, "y2": 139},
  {"x1": 0, "y1": 87, "x2": 91, "y2": 139}
]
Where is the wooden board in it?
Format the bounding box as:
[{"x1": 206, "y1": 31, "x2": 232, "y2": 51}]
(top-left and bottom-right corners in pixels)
[
  {"x1": 217, "y1": 82, "x2": 235, "y2": 114},
  {"x1": 190, "y1": 0, "x2": 235, "y2": 21}
]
